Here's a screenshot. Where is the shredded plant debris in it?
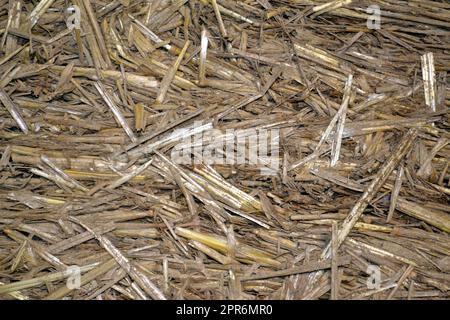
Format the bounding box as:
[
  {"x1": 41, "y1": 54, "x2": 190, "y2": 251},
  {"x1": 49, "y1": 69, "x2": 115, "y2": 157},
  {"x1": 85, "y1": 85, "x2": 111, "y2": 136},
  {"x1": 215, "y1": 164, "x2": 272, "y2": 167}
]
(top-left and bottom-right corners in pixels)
[{"x1": 0, "y1": 0, "x2": 449, "y2": 300}]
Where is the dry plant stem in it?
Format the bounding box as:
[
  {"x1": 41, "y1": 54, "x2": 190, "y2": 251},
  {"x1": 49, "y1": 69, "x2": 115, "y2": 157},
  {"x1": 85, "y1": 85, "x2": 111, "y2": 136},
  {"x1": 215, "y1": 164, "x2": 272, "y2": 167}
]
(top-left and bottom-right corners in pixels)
[
  {"x1": 29, "y1": 0, "x2": 56, "y2": 28},
  {"x1": 0, "y1": 263, "x2": 98, "y2": 295},
  {"x1": 211, "y1": 0, "x2": 227, "y2": 38},
  {"x1": 95, "y1": 81, "x2": 137, "y2": 143},
  {"x1": 106, "y1": 158, "x2": 153, "y2": 190},
  {"x1": 134, "y1": 103, "x2": 145, "y2": 131},
  {"x1": 0, "y1": 281, "x2": 29, "y2": 300},
  {"x1": 175, "y1": 227, "x2": 281, "y2": 268},
  {"x1": 0, "y1": 45, "x2": 27, "y2": 67},
  {"x1": 0, "y1": 88, "x2": 28, "y2": 134},
  {"x1": 330, "y1": 222, "x2": 339, "y2": 300},
  {"x1": 396, "y1": 198, "x2": 450, "y2": 233},
  {"x1": 155, "y1": 40, "x2": 190, "y2": 104},
  {"x1": 198, "y1": 28, "x2": 208, "y2": 85},
  {"x1": 48, "y1": 65, "x2": 159, "y2": 89},
  {"x1": 312, "y1": 0, "x2": 352, "y2": 19},
  {"x1": 303, "y1": 128, "x2": 418, "y2": 298},
  {"x1": 69, "y1": 217, "x2": 167, "y2": 300},
  {"x1": 421, "y1": 52, "x2": 437, "y2": 112},
  {"x1": 44, "y1": 259, "x2": 117, "y2": 300},
  {"x1": 40, "y1": 155, "x2": 88, "y2": 192},
  {"x1": 81, "y1": 0, "x2": 111, "y2": 68},
  {"x1": 387, "y1": 265, "x2": 415, "y2": 300},
  {"x1": 387, "y1": 166, "x2": 404, "y2": 222},
  {"x1": 331, "y1": 74, "x2": 352, "y2": 166}
]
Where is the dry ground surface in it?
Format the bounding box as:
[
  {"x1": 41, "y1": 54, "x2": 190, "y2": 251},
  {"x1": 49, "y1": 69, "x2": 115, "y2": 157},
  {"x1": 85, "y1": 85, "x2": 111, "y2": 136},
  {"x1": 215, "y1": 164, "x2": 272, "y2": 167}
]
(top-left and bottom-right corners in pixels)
[{"x1": 0, "y1": 0, "x2": 449, "y2": 300}]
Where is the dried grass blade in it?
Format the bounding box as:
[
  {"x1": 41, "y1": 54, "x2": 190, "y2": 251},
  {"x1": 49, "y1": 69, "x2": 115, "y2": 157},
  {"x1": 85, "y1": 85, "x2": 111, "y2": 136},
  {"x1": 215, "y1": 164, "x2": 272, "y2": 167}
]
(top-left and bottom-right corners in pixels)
[
  {"x1": 0, "y1": 88, "x2": 28, "y2": 134},
  {"x1": 421, "y1": 52, "x2": 437, "y2": 112},
  {"x1": 95, "y1": 81, "x2": 137, "y2": 143},
  {"x1": 331, "y1": 74, "x2": 352, "y2": 167}
]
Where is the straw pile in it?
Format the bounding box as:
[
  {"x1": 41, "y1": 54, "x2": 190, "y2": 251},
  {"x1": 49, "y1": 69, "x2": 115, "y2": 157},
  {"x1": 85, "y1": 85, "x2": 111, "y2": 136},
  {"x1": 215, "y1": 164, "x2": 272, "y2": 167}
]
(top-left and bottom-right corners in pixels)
[{"x1": 0, "y1": 0, "x2": 449, "y2": 300}]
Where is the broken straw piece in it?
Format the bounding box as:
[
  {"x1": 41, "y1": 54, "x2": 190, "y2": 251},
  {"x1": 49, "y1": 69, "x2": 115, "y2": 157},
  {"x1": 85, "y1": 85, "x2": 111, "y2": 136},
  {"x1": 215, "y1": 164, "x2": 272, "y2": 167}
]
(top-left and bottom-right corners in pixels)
[
  {"x1": 95, "y1": 81, "x2": 137, "y2": 143},
  {"x1": 106, "y1": 158, "x2": 153, "y2": 190},
  {"x1": 155, "y1": 40, "x2": 190, "y2": 104},
  {"x1": 198, "y1": 28, "x2": 208, "y2": 85},
  {"x1": 134, "y1": 103, "x2": 146, "y2": 131},
  {"x1": 40, "y1": 155, "x2": 88, "y2": 192},
  {"x1": 331, "y1": 74, "x2": 353, "y2": 167},
  {"x1": 29, "y1": 0, "x2": 56, "y2": 28},
  {"x1": 421, "y1": 52, "x2": 437, "y2": 112},
  {"x1": 211, "y1": 0, "x2": 227, "y2": 38},
  {"x1": 0, "y1": 88, "x2": 29, "y2": 134},
  {"x1": 312, "y1": 0, "x2": 352, "y2": 18}
]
